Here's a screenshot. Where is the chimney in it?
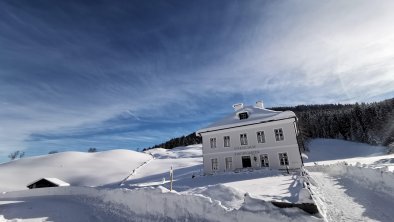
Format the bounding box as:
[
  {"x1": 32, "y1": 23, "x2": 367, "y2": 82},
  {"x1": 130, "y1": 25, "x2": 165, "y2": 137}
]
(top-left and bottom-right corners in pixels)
[
  {"x1": 255, "y1": 100, "x2": 264, "y2": 109},
  {"x1": 232, "y1": 103, "x2": 244, "y2": 111}
]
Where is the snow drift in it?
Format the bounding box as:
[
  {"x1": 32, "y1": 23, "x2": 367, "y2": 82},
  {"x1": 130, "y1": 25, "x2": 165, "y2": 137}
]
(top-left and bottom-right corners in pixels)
[
  {"x1": 0, "y1": 186, "x2": 318, "y2": 222},
  {"x1": 307, "y1": 162, "x2": 394, "y2": 198}
]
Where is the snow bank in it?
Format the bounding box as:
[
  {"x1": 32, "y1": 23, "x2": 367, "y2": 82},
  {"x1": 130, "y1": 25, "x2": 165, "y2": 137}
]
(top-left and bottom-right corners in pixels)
[
  {"x1": 0, "y1": 186, "x2": 318, "y2": 222},
  {"x1": 307, "y1": 163, "x2": 394, "y2": 198},
  {"x1": 182, "y1": 184, "x2": 245, "y2": 209}
]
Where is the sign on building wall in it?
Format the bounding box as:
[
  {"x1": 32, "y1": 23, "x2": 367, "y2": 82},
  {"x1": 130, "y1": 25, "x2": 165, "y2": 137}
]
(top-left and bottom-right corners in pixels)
[
  {"x1": 234, "y1": 145, "x2": 256, "y2": 150},
  {"x1": 234, "y1": 150, "x2": 260, "y2": 156}
]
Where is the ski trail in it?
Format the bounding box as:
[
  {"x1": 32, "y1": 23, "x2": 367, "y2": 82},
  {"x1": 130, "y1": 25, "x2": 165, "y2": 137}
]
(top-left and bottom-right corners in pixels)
[
  {"x1": 308, "y1": 171, "x2": 394, "y2": 222},
  {"x1": 119, "y1": 154, "x2": 154, "y2": 186}
]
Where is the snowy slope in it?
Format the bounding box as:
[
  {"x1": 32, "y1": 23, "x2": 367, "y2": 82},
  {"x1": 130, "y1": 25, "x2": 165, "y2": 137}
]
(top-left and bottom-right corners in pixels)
[
  {"x1": 0, "y1": 143, "x2": 320, "y2": 222},
  {"x1": 306, "y1": 162, "x2": 394, "y2": 222},
  {"x1": 303, "y1": 139, "x2": 394, "y2": 222},
  {"x1": 0, "y1": 150, "x2": 152, "y2": 192},
  {"x1": 305, "y1": 138, "x2": 394, "y2": 172},
  {"x1": 306, "y1": 139, "x2": 386, "y2": 162},
  {"x1": 122, "y1": 144, "x2": 305, "y2": 205},
  {"x1": 144, "y1": 144, "x2": 202, "y2": 159},
  {"x1": 2, "y1": 138, "x2": 392, "y2": 221}
]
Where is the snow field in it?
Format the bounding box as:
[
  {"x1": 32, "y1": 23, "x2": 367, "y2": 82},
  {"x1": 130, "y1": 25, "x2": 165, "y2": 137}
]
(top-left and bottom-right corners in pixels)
[
  {"x1": 306, "y1": 139, "x2": 387, "y2": 162},
  {"x1": 302, "y1": 139, "x2": 394, "y2": 221},
  {"x1": 145, "y1": 145, "x2": 202, "y2": 159},
  {"x1": 0, "y1": 150, "x2": 152, "y2": 192},
  {"x1": 305, "y1": 154, "x2": 394, "y2": 172},
  {"x1": 4, "y1": 139, "x2": 388, "y2": 221},
  {"x1": 0, "y1": 143, "x2": 319, "y2": 221},
  {"x1": 307, "y1": 162, "x2": 394, "y2": 198},
  {"x1": 306, "y1": 170, "x2": 394, "y2": 222},
  {"x1": 0, "y1": 186, "x2": 319, "y2": 222}
]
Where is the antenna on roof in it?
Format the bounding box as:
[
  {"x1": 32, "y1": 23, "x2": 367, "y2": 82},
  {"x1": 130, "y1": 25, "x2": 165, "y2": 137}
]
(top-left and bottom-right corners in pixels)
[{"x1": 232, "y1": 103, "x2": 244, "y2": 111}]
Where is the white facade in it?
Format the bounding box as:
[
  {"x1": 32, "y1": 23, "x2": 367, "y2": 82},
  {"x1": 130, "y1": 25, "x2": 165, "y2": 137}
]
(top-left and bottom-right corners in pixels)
[{"x1": 196, "y1": 102, "x2": 303, "y2": 174}]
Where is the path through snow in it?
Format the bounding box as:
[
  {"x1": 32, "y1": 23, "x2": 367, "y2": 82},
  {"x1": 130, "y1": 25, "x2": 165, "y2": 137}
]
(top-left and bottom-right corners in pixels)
[
  {"x1": 119, "y1": 154, "x2": 154, "y2": 186},
  {"x1": 309, "y1": 171, "x2": 394, "y2": 222}
]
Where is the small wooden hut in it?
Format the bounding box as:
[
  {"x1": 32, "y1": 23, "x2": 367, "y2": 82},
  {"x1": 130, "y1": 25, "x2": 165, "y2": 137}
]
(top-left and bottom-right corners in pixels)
[{"x1": 27, "y1": 178, "x2": 70, "y2": 189}]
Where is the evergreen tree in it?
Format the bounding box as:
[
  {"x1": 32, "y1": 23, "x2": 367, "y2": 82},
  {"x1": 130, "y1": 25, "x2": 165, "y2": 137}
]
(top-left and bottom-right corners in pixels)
[{"x1": 144, "y1": 98, "x2": 394, "y2": 152}]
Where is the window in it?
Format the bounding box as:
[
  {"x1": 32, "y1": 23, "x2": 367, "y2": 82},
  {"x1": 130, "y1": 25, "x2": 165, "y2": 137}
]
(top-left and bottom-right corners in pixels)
[
  {"x1": 260, "y1": 154, "x2": 269, "y2": 167},
  {"x1": 238, "y1": 112, "x2": 249, "y2": 120},
  {"x1": 274, "y1": 128, "x2": 284, "y2": 141},
  {"x1": 240, "y1": 133, "x2": 248, "y2": 145},
  {"x1": 225, "y1": 157, "x2": 232, "y2": 170},
  {"x1": 211, "y1": 158, "x2": 218, "y2": 171},
  {"x1": 210, "y1": 138, "x2": 216, "y2": 148},
  {"x1": 279, "y1": 153, "x2": 289, "y2": 166},
  {"x1": 257, "y1": 131, "x2": 265, "y2": 143},
  {"x1": 224, "y1": 136, "x2": 230, "y2": 147}
]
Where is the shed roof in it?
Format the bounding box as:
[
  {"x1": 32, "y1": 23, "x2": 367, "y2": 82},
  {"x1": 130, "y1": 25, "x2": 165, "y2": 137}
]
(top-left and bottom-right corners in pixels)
[
  {"x1": 196, "y1": 105, "x2": 296, "y2": 135},
  {"x1": 27, "y1": 178, "x2": 70, "y2": 187}
]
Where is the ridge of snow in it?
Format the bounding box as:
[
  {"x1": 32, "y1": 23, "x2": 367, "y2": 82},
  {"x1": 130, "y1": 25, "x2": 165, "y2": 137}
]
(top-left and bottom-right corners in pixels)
[{"x1": 0, "y1": 186, "x2": 319, "y2": 222}]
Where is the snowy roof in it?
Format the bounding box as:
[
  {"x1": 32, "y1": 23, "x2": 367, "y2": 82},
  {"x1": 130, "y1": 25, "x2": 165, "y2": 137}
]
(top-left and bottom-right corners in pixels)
[
  {"x1": 27, "y1": 178, "x2": 70, "y2": 187},
  {"x1": 196, "y1": 105, "x2": 296, "y2": 135}
]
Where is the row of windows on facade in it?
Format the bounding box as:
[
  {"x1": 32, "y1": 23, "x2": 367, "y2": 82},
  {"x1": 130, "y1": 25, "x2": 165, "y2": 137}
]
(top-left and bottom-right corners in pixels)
[
  {"x1": 209, "y1": 128, "x2": 284, "y2": 148},
  {"x1": 211, "y1": 152, "x2": 289, "y2": 171}
]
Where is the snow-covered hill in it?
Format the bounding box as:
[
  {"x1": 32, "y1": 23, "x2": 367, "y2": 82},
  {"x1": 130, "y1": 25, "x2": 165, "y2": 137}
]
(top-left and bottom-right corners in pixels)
[
  {"x1": 0, "y1": 149, "x2": 152, "y2": 192},
  {"x1": 306, "y1": 138, "x2": 387, "y2": 162},
  {"x1": 1, "y1": 139, "x2": 394, "y2": 222},
  {"x1": 144, "y1": 144, "x2": 202, "y2": 159}
]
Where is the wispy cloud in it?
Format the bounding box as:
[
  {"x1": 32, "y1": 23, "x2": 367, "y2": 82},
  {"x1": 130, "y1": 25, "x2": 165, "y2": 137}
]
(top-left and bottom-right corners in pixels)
[{"x1": 0, "y1": 0, "x2": 393, "y2": 161}]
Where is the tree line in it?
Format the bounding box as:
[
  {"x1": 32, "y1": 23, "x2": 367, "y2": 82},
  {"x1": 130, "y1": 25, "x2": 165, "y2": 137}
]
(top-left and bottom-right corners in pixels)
[
  {"x1": 145, "y1": 132, "x2": 202, "y2": 151},
  {"x1": 144, "y1": 98, "x2": 394, "y2": 152}
]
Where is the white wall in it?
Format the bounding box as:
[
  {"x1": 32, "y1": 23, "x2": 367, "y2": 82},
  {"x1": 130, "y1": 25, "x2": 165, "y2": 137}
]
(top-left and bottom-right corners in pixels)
[{"x1": 201, "y1": 118, "x2": 302, "y2": 173}]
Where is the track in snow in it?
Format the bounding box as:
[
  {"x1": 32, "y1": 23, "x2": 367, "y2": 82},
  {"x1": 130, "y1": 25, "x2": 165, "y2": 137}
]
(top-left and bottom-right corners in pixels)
[
  {"x1": 119, "y1": 155, "x2": 154, "y2": 186},
  {"x1": 309, "y1": 172, "x2": 394, "y2": 222}
]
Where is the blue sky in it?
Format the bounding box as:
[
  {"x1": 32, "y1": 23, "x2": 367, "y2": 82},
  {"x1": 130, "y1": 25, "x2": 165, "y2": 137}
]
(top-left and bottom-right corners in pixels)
[{"x1": 1, "y1": 0, "x2": 394, "y2": 162}]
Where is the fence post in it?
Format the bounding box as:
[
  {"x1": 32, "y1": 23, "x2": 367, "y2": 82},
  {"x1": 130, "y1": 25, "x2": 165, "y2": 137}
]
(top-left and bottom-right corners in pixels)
[{"x1": 170, "y1": 166, "x2": 173, "y2": 191}]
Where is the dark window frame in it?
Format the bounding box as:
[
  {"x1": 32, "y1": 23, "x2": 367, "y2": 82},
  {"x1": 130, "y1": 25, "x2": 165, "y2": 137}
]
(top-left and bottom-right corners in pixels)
[
  {"x1": 240, "y1": 133, "x2": 248, "y2": 145},
  {"x1": 279, "y1": 152, "x2": 289, "y2": 166},
  {"x1": 274, "y1": 128, "x2": 284, "y2": 141},
  {"x1": 257, "y1": 131, "x2": 266, "y2": 143}
]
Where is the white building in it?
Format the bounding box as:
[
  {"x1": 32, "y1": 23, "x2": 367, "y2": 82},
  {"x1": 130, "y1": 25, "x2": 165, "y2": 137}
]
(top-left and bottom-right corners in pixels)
[{"x1": 196, "y1": 101, "x2": 303, "y2": 174}]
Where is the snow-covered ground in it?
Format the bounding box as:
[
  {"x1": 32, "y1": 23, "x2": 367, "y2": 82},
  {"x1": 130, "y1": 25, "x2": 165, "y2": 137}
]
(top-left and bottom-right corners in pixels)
[
  {"x1": 0, "y1": 139, "x2": 393, "y2": 221},
  {"x1": 0, "y1": 150, "x2": 152, "y2": 192},
  {"x1": 0, "y1": 185, "x2": 319, "y2": 222},
  {"x1": 304, "y1": 139, "x2": 394, "y2": 222},
  {"x1": 146, "y1": 144, "x2": 202, "y2": 159},
  {"x1": 0, "y1": 144, "x2": 318, "y2": 222},
  {"x1": 306, "y1": 163, "x2": 394, "y2": 222},
  {"x1": 305, "y1": 139, "x2": 387, "y2": 162}
]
